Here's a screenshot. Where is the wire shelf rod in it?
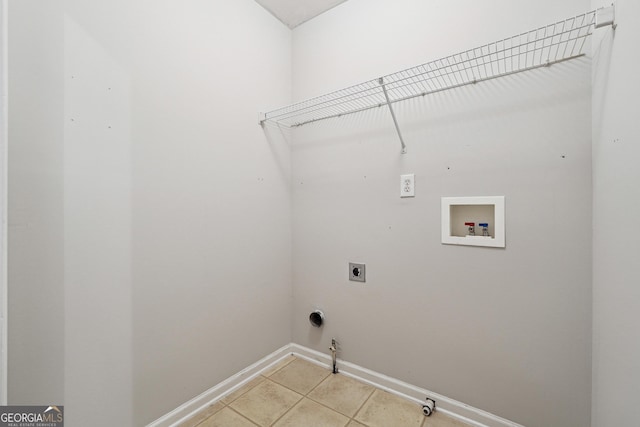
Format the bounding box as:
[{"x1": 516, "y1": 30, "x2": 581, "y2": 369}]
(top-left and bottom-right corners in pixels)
[
  {"x1": 287, "y1": 52, "x2": 586, "y2": 128},
  {"x1": 379, "y1": 34, "x2": 592, "y2": 95},
  {"x1": 260, "y1": 9, "x2": 606, "y2": 129}
]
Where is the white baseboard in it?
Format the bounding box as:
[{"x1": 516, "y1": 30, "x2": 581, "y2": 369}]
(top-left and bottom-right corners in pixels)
[
  {"x1": 148, "y1": 343, "x2": 524, "y2": 427},
  {"x1": 289, "y1": 344, "x2": 524, "y2": 427},
  {"x1": 147, "y1": 344, "x2": 293, "y2": 427}
]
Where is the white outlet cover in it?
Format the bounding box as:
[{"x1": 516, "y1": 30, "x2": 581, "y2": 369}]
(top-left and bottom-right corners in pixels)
[{"x1": 400, "y1": 174, "x2": 415, "y2": 198}]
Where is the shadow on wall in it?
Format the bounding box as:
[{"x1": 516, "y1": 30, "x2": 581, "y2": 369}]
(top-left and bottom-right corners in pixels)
[
  {"x1": 591, "y1": 29, "x2": 614, "y2": 142},
  {"x1": 283, "y1": 57, "x2": 590, "y2": 156},
  {"x1": 262, "y1": 122, "x2": 293, "y2": 187}
]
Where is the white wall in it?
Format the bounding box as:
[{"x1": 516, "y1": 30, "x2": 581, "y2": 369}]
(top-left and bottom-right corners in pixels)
[
  {"x1": 0, "y1": 0, "x2": 8, "y2": 404},
  {"x1": 123, "y1": 1, "x2": 293, "y2": 423},
  {"x1": 63, "y1": 8, "x2": 133, "y2": 425},
  {"x1": 7, "y1": 0, "x2": 65, "y2": 405},
  {"x1": 13, "y1": 1, "x2": 640, "y2": 425},
  {"x1": 291, "y1": 1, "x2": 591, "y2": 426},
  {"x1": 9, "y1": 0, "x2": 292, "y2": 425},
  {"x1": 591, "y1": 0, "x2": 640, "y2": 425}
]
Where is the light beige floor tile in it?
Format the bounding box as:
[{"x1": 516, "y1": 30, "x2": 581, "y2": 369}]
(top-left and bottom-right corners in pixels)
[
  {"x1": 272, "y1": 398, "x2": 350, "y2": 427},
  {"x1": 229, "y1": 379, "x2": 302, "y2": 427},
  {"x1": 262, "y1": 355, "x2": 296, "y2": 377},
  {"x1": 354, "y1": 389, "x2": 424, "y2": 427},
  {"x1": 221, "y1": 376, "x2": 266, "y2": 405},
  {"x1": 269, "y1": 357, "x2": 331, "y2": 394},
  {"x1": 308, "y1": 373, "x2": 375, "y2": 417},
  {"x1": 197, "y1": 407, "x2": 258, "y2": 427},
  {"x1": 422, "y1": 411, "x2": 471, "y2": 427},
  {"x1": 178, "y1": 401, "x2": 225, "y2": 427},
  {"x1": 346, "y1": 421, "x2": 367, "y2": 427}
]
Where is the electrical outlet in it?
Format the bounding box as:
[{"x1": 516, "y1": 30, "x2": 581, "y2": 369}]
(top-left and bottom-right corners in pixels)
[{"x1": 401, "y1": 174, "x2": 415, "y2": 198}]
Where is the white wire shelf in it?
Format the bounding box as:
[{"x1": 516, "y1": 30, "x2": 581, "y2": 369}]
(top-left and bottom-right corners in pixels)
[{"x1": 260, "y1": 9, "x2": 600, "y2": 130}]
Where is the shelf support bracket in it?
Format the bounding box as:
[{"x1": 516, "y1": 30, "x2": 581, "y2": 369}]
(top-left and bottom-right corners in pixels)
[
  {"x1": 595, "y1": 4, "x2": 616, "y2": 30},
  {"x1": 378, "y1": 77, "x2": 407, "y2": 154}
]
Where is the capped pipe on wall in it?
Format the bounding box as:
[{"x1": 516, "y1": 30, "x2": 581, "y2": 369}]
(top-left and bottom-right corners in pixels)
[{"x1": 309, "y1": 310, "x2": 324, "y2": 328}]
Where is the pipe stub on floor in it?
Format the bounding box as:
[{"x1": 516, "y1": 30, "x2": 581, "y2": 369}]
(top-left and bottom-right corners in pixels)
[{"x1": 423, "y1": 398, "x2": 436, "y2": 416}]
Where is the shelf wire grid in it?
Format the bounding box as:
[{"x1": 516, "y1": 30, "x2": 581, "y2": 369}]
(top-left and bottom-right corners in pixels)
[{"x1": 261, "y1": 10, "x2": 596, "y2": 128}]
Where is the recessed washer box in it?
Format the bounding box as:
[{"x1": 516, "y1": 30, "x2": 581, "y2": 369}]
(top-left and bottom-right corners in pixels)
[{"x1": 441, "y1": 196, "x2": 505, "y2": 248}]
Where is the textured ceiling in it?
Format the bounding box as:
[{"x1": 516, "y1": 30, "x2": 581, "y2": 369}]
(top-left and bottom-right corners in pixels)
[{"x1": 254, "y1": 0, "x2": 349, "y2": 29}]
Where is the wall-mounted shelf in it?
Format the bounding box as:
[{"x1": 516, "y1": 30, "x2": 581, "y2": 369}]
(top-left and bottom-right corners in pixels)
[
  {"x1": 442, "y1": 196, "x2": 505, "y2": 248},
  {"x1": 260, "y1": 7, "x2": 615, "y2": 153}
]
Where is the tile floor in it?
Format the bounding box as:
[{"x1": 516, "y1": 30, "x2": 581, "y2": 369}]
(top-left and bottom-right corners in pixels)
[{"x1": 180, "y1": 356, "x2": 470, "y2": 427}]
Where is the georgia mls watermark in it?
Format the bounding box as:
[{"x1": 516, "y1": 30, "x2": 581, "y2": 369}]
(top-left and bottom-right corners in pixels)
[{"x1": 0, "y1": 406, "x2": 63, "y2": 427}]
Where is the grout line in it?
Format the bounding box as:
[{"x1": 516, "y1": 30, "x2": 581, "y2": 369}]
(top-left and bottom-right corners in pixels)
[
  {"x1": 268, "y1": 376, "x2": 305, "y2": 426},
  {"x1": 221, "y1": 375, "x2": 268, "y2": 406},
  {"x1": 351, "y1": 387, "x2": 377, "y2": 424},
  {"x1": 226, "y1": 406, "x2": 261, "y2": 427},
  {"x1": 227, "y1": 377, "x2": 303, "y2": 427},
  {"x1": 186, "y1": 352, "x2": 470, "y2": 427},
  {"x1": 303, "y1": 375, "x2": 344, "y2": 413},
  {"x1": 304, "y1": 373, "x2": 331, "y2": 396},
  {"x1": 152, "y1": 344, "x2": 513, "y2": 427},
  {"x1": 267, "y1": 357, "x2": 331, "y2": 397},
  {"x1": 266, "y1": 376, "x2": 315, "y2": 398},
  {"x1": 263, "y1": 355, "x2": 297, "y2": 378},
  {"x1": 265, "y1": 356, "x2": 350, "y2": 426},
  {"x1": 184, "y1": 400, "x2": 228, "y2": 427},
  {"x1": 303, "y1": 372, "x2": 353, "y2": 422},
  {"x1": 267, "y1": 391, "x2": 304, "y2": 426},
  {"x1": 306, "y1": 373, "x2": 375, "y2": 423}
]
